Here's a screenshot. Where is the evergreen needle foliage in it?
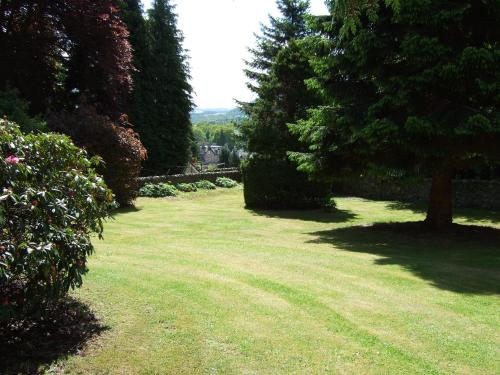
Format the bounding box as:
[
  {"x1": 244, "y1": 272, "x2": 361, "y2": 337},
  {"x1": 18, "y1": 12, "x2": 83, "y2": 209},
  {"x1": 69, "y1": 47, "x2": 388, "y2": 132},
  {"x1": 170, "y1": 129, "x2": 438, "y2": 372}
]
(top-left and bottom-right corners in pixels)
[
  {"x1": 240, "y1": 0, "x2": 330, "y2": 209},
  {"x1": 119, "y1": 0, "x2": 194, "y2": 175},
  {"x1": 291, "y1": 0, "x2": 500, "y2": 228}
]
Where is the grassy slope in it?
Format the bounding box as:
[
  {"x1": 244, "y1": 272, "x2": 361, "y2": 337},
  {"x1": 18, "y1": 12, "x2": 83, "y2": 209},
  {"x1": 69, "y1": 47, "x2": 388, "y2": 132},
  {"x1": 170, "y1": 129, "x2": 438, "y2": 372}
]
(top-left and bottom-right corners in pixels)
[{"x1": 64, "y1": 188, "x2": 500, "y2": 374}]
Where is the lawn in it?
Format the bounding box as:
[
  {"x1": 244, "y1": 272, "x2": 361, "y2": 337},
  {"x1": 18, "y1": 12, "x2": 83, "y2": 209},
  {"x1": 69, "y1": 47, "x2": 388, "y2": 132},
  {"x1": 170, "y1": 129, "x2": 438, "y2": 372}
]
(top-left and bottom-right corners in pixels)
[{"x1": 12, "y1": 189, "x2": 500, "y2": 374}]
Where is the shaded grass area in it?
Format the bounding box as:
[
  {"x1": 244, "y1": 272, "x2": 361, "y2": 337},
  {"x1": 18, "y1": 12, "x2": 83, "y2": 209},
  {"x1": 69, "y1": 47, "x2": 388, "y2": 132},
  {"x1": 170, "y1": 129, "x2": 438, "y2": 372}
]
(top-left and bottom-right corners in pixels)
[
  {"x1": 35, "y1": 190, "x2": 500, "y2": 374},
  {"x1": 387, "y1": 200, "x2": 500, "y2": 224},
  {"x1": 309, "y1": 222, "x2": 500, "y2": 295},
  {"x1": 250, "y1": 207, "x2": 358, "y2": 223},
  {"x1": 0, "y1": 298, "x2": 107, "y2": 374}
]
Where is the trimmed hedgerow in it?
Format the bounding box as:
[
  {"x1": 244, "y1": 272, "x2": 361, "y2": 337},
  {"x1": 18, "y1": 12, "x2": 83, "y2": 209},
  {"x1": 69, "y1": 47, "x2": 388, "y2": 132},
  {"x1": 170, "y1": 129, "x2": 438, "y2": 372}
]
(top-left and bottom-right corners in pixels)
[
  {"x1": 241, "y1": 156, "x2": 331, "y2": 209},
  {"x1": 215, "y1": 177, "x2": 238, "y2": 188},
  {"x1": 194, "y1": 180, "x2": 216, "y2": 190},
  {"x1": 139, "y1": 183, "x2": 178, "y2": 198},
  {"x1": 0, "y1": 119, "x2": 115, "y2": 311}
]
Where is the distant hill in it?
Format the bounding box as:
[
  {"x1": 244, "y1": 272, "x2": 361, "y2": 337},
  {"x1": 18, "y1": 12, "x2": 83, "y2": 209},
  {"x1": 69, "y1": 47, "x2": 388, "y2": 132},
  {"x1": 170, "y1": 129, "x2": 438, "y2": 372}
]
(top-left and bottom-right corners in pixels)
[{"x1": 191, "y1": 108, "x2": 246, "y2": 124}]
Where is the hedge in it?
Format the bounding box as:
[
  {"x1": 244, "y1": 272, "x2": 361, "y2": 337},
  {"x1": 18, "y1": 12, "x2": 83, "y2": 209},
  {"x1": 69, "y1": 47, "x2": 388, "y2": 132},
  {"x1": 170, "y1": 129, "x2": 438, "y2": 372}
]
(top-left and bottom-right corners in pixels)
[{"x1": 242, "y1": 156, "x2": 331, "y2": 209}]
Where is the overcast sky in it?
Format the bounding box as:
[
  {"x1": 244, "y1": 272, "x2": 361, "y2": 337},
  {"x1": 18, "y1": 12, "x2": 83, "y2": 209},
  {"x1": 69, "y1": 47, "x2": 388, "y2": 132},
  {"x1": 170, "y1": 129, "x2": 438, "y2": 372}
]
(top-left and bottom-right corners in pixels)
[{"x1": 141, "y1": 0, "x2": 328, "y2": 109}]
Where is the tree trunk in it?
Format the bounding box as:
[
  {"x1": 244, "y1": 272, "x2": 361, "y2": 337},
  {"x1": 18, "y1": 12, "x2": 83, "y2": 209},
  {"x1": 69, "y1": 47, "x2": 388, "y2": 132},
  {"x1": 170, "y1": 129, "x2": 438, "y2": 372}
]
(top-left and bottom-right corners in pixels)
[{"x1": 425, "y1": 172, "x2": 453, "y2": 229}]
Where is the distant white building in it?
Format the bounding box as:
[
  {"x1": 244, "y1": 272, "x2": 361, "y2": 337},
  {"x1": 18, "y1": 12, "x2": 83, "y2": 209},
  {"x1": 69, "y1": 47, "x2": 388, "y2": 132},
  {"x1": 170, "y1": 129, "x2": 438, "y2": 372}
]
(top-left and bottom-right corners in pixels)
[
  {"x1": 237, "y1": 149, "x2": 248, "y2": 160},
  {"x1": 199, "y1": 144, "x2": 222, "y2": 165}
]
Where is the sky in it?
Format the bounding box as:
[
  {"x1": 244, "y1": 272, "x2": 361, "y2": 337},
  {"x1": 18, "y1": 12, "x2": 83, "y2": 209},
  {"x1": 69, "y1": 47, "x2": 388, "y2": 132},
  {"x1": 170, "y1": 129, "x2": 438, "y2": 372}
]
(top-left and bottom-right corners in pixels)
[{"x1": 141, "y1": 0, "x2": 329, "y2": 109}]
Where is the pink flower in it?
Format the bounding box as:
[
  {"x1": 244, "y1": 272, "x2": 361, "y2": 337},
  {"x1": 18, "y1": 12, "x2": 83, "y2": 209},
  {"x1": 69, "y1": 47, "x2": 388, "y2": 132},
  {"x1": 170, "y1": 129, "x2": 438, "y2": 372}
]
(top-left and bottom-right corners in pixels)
[{"x1": 5, "y1": 155, "x2": 19, "y2": 165}]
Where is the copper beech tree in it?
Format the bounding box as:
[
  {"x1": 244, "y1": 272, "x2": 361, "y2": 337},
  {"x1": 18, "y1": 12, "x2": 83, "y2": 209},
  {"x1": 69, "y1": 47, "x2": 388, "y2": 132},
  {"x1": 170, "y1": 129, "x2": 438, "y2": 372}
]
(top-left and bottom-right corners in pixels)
[{"x1": 0, "y1": 0, "x2": 146, "y2": 205}]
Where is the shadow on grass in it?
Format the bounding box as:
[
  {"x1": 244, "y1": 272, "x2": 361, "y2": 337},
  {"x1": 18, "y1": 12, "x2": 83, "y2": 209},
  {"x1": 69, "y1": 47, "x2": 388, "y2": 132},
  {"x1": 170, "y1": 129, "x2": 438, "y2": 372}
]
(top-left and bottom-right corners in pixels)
[
  {"x1": 250, "y1": 208, "x2": 358, "y2": 223},
  {"x1": 387, "y1": 201, "x2": 500, "y2": 224},
  {"x1": 0, "y1": 298, "x2": 108, "y2": 374},
  {"x1": 309, "y1": 222, "x2": 500, "y2": 295},
  {"x1": 111, "y1": 205, "x2": 142, "y2": 218}
]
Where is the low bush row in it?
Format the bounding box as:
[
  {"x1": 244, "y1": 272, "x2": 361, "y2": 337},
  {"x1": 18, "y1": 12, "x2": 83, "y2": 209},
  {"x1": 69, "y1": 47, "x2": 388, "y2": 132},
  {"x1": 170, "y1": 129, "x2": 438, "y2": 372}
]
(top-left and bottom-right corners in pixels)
[
  {"x1": 176, "y1": 183, "x2": 198, "y2": 193},
  {"x1": 194, "y1": 180, "x2": 216, "y2": 190},
  {"x1": 138, "y1": 178, "x2": 238, "y2": 198},
  {"x1": 215, "y1": 177, "x2": 239, "y2": 188},
  {"x1": 138, "y1": 183, "x2": 178, "y2": 198}
]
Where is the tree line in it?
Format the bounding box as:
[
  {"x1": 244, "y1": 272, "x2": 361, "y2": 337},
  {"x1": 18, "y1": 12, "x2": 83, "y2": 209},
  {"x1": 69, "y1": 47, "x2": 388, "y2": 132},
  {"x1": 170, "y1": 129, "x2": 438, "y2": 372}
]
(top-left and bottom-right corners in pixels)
[
  {"x1": 240, "y1": 0, "x2": 499, "y2": 228},
  {"x1": 0, "y1": 0, "x2": 192, "y2": 205},
  {"x1": 119, "y1": 0, "x2": 193, "y2": 175}
]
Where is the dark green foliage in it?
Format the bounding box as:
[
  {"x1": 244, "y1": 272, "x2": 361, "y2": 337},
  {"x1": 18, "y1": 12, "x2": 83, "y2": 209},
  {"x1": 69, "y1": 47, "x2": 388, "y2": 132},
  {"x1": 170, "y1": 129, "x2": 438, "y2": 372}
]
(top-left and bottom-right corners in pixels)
[
  {"x1": 194, "y1": 180, "x2": 216, "y2": 190},
  {"x1": 0, "y1": 2, "x2": 62, "y2": 114},
  {"x1": 242, "y1": 156, "x2": 330, "y2": 209},
  {"x1": 239, "y1": 0, "x2": 329, "y2": 209},
  {"x1": 215, "y1": 177, "x2": 238, "y2": 189},
  {"x1": 240, "y1": 1, "x2": 317, "y2": 157},
  {"x1": 0, "y1": 89, "x2": 47, "y2": 133},
  {"x1": 229, "y1": 149, "x2": 241, "y2": 168},
  {"x1": 220, "y1": 145, "x2": 231, "y2": 167},
  {"x1": 176, "y1": 183, "x2": 198, "y2": 193},
  {"x1": 214, "y1": 129, "x2": 230, "y2": 149},
  {"x1": 139, "y1": 183, "x2": 178, "y2": 197},
  {"x1": 135, "y1": 0, "x2": 193, "y2": 175},
  {"x1": 193, "y1": 123, "x2": 239, "y2": 147},
  {"x1": 457, "y1": 161, "x2": 500, "y2": 181},
  {"x1": 329, "y1": 0, "x2": 401, "y2": 35},
  {"x1": 117, "y1": 0, "x2": 151, "y2": 137},
  {"x1": 292, "y1": 0, "x2": 500, "y2": 227},
  {"x1": 0, "y1": 1, "x2": 146, "y2": 206},
  {"x1": 0, "y1": 120, "x2": 114, "y2": 308},
  {"x1": 323, "y1": 197, "x2": 337, "y2": 212}
]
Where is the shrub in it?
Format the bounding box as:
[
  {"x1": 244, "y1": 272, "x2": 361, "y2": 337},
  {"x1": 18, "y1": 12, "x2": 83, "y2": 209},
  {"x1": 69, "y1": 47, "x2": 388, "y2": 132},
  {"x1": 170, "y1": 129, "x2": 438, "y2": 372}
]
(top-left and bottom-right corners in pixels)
[
  {"x1": 139, "y1": 183, "x2": 177, "y2": 198},
  {"x1": 241, "y1": 156, "x2": 331, "y2": 209},
  {"x1": 176, "y1": 183, "x2": 198, "y2": 193},
  {"x1": 48, "y1": 104, "x2": 147, "y2": 207},
  {"x1": 0, "y1": 88, "x2": 48, "y2": 133},
  {"x1": 194, "y1": 180, "x2": 216, "y2": 190},
  {"x1": 215, "y1": 177, "x2": 238, "y2": 188},
  {"x1": 324, "y1": 197, "x2": 337, "y2": 212},
  {"x1": 0, "y1": 119, "x2": 114, "y2": 310}
]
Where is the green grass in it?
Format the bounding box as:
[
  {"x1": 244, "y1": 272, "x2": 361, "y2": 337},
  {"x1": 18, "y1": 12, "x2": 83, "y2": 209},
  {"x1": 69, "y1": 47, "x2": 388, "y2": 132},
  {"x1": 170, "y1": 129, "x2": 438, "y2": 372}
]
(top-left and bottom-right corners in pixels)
[{"x1": 60, "y1": 188, "x2": 499, "y2": 374}]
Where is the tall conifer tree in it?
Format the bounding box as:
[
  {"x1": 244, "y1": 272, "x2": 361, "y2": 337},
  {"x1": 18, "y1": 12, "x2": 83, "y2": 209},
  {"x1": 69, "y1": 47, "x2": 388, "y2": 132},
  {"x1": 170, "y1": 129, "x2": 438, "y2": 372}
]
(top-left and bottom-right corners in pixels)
[
  {"x1": 240, "y1": 0, "x2": 329, "y2": 209},
  {"x1": 143, "y1": 0, "x2": 193, "y2": 175},
  {"x1": 118, "y1": 0, "x2": 150, "y2": 133},
  {"x1": 291, "y1": 0, "x2": 500, "y2": 228}
]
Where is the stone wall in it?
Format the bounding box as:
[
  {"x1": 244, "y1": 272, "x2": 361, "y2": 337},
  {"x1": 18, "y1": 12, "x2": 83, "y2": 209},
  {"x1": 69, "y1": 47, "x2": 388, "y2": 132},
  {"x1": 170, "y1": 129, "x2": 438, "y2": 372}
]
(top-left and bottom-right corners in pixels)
[
  {"x1": 334, "y1": 177, "x2": 500, "y2": 210},
  {"x1": 138, "y1": 169, "x2": 241, "y2": 187}
]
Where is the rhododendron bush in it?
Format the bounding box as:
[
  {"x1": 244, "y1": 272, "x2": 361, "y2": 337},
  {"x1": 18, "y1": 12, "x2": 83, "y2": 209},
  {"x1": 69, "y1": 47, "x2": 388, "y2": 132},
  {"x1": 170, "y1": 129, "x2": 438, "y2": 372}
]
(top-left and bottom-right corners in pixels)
[{"x1": 0, "y1": 120, "x2": 114, "y2": 310}]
